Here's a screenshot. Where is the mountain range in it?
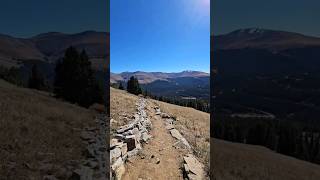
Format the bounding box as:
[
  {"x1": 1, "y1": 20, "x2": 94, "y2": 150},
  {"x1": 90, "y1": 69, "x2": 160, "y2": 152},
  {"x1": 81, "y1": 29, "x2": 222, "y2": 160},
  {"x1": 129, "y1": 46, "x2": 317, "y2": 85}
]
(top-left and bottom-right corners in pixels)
[
  {"x1": 0, "y1": 31, "x2": 109, "y2": 70},
  {"x1": 212, "y1": 28, "x2": 320, "y2": 126},
  {"x1": 213, "y1": 28, "x2": 320, "y2": 75},
  {"x1": 111, "y1": 71, "x2": 210, "y2": 100},
  {"x1": 110, "y1": 71, "x2": 209, "y2": 84}
]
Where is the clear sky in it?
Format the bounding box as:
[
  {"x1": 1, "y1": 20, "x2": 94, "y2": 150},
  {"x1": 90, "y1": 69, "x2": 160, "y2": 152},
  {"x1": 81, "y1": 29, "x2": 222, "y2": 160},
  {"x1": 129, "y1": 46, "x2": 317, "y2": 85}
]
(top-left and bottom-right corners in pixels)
[
  {"x1": 111, "y1": 0, "x2": 210, "y2": 73},
  {"x1": 212, "y1": 0, "x2": 320, "y2": 37},
  {"x1": 0, "y1": 0, "x2": 109, "y2": 38}
]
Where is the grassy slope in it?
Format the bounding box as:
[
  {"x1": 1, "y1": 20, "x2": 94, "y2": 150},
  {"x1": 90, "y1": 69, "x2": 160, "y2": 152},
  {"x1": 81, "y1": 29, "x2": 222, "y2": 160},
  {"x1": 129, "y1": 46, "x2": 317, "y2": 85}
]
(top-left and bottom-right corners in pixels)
[
  {"x1": 110, "y1": 87, "x2": 210, "y2": 172},
  {"x1": 211, "y1": 138, "x2": 320, "y2": 180},
  {"x1": 0, "y1": 79, "x2": 96, "y2": 179}
]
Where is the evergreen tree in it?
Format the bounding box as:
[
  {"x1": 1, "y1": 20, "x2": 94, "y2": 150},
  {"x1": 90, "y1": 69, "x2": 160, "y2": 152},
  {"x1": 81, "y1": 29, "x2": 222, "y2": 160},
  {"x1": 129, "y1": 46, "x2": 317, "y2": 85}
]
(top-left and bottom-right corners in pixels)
[
  {"x1": 127, "y1": 76, "x2": 142, "y2": 95},
  {"x1": 54, "y1": 47, "x2": 103, "y2": 107},
  {"x1": 28, "y1": 64, "x2": 45, "y2": 90}
]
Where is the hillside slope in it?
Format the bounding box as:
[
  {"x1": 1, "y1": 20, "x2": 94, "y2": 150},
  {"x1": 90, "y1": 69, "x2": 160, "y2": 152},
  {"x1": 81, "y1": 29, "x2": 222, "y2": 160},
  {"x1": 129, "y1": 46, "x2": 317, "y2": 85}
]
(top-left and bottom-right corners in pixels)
[
  {"x1": 0, "y1": 79, "x2": 98, "y2": 179},
  {"x1": 212, "y1": 138, "x2": 320, "y2": 180},
  {"x1": 110, "y1": 87, "x2": 210, "y2": 175}
]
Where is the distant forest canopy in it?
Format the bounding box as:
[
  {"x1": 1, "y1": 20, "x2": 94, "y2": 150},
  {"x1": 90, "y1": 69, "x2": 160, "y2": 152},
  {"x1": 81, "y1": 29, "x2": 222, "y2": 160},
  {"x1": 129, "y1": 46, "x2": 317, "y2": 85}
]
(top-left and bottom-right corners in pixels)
[{"x1": 111, "y1": 79, "x2": 210, "y2": 113}]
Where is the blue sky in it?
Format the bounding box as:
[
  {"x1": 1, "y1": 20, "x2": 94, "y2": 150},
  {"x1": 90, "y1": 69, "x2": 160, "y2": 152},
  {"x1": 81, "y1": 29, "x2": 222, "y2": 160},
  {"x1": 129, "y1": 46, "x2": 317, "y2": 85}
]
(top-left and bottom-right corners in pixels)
[
  {"x1": 0, "y1": 0, "x2": 108, "y2": 37},
  {"x1": 212, "y1": 0, "x2": 320, "y2": 37},
  {"x1": 111, "y1": 0, "x2": 210, "y2": 73}
]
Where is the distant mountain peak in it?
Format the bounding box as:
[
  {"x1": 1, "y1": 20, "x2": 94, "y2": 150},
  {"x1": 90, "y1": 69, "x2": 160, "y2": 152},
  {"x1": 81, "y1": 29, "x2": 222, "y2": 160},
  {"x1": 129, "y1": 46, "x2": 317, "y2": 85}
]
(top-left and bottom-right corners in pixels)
[
  {"x1": 215, "y1": 28, "x2": 320, "y2": 51},
  {"x1": 232, "y1": 28, "x2": 267, "y2": 35}
]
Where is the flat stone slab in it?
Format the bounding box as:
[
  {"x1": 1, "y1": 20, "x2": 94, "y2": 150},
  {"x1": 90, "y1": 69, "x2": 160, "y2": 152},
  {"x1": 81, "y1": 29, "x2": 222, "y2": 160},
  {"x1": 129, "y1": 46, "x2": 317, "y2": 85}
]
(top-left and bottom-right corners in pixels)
[
  {"x1": 170, "y1": 129, "x2": 184, "y2": 140},
  {"x1": 183, "y1": 154, "x2": 205, "y2": 179}
]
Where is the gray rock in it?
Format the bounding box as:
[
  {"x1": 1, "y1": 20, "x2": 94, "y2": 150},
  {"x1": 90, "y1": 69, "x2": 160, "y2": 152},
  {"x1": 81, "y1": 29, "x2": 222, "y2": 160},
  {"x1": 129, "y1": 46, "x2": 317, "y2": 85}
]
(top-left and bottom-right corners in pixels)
[
  {"x1": 141, "y1": 132, "x2": 151, "y2": 142},
  {"x1": 110, "y1": 147, "x2": 121, "y2": 161}
]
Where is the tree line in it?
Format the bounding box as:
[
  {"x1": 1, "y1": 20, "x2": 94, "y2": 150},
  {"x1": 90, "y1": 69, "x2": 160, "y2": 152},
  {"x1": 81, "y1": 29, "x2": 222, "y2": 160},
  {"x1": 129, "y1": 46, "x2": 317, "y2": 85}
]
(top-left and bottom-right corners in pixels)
[
  {"x1": 213, "y1": 115, "x2": 320, "y2": 164},
  {"x1": 0, "y1": 46, "x2": 104, "y2": 108}
]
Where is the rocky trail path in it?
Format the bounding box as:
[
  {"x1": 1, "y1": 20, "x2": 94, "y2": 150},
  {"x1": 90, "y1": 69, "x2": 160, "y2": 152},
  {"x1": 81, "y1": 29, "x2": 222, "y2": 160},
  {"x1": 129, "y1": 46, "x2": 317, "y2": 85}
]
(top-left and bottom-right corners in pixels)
[
  {"x1": 110, "y1": 97, "x2": 206, "y2": 180},
  {"x1": 122, "y1": 105, "x2": 185, "y2": 180}
]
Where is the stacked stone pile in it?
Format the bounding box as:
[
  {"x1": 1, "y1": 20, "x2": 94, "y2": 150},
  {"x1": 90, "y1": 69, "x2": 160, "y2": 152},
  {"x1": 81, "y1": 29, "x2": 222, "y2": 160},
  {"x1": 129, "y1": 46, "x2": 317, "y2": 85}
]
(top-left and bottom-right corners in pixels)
[{"x1": 110, "y1": 98, "x2": 153, "y2": 179}]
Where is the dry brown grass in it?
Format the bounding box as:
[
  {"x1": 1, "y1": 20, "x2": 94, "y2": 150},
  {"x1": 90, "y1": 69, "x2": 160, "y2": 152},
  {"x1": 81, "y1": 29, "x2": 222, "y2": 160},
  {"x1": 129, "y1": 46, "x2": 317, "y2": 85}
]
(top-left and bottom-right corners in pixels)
[
  {"x1": 151, "y1": 99, "x2": 210, "y2": 173},
  {"x1": 0, "y1": 79, "x2": 96, "y2": 180},
  {"x1": 110, "y1": 88, "x2": 210, "y2": 173},
  {"x1": 110, "y1": 87, "x2": 138, "y2": 131},
  {"x1": 211, "y1": 138, "x2": 320, "y2": 180}
]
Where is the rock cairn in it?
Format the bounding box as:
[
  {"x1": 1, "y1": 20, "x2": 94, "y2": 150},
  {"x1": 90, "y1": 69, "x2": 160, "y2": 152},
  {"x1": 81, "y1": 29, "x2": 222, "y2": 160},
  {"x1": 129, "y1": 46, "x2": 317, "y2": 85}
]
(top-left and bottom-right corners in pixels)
[
  {"x1": 155, "y1": 106, "x2": 207, "y2": 180},
  {"x1": 110, "y1": 98, "x2": 152, "y2": 180},
  {"x1": 71, "y1": 114, "x2": 108, "y2": 180}
]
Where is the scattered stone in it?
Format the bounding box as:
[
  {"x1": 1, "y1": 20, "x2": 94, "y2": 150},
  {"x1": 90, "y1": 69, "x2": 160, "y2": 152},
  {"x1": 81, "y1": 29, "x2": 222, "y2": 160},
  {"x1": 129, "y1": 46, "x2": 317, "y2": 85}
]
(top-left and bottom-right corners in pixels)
[
  {"x1": 141, "y1": 132, "x2": 151, "y2": 142},
  {"x1": 156, "y1": 158, "x2": 160, "y2": 164}
]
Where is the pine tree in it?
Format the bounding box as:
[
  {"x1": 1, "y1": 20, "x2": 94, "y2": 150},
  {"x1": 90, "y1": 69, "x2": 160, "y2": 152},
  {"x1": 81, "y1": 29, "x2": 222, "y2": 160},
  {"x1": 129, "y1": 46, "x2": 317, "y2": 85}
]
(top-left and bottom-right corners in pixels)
[
  {"x1": 127, "y1": 76, "x2": 142, "y2": 95},
  {"x1": 54, "y1": 47, "x2": 103, "y2": 107},
  {"x1": 28, "y1": 64, "x2": 45, "y2": 90}
]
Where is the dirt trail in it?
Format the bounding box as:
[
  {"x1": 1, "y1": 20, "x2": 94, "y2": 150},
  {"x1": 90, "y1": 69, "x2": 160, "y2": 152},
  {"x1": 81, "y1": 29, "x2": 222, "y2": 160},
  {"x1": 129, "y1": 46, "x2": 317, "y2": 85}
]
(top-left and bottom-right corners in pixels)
[{"x1": 122, "y1": 101, "x2": 186, "y2": 180}]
